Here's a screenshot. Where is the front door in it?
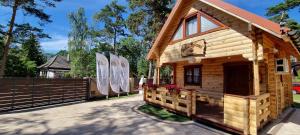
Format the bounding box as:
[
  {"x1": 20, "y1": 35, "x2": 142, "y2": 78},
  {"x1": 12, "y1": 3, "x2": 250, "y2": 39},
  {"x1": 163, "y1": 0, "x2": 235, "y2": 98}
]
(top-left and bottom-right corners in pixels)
[{"x1": 224, "y1": 62, "x2": 253, "y2": 96}]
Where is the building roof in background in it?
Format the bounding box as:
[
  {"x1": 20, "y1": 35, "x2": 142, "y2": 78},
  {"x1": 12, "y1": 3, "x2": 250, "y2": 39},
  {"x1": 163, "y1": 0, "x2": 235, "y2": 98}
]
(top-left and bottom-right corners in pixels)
[{"x1": 38, "y1": 55, "x2": 70, "y2": 70}]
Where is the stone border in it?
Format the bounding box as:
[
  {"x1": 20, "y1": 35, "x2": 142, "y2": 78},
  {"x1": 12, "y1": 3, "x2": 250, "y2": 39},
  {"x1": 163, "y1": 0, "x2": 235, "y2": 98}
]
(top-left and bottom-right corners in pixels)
[{"x1": 132, "y1": 103, "x2": 231, "y2": 135}]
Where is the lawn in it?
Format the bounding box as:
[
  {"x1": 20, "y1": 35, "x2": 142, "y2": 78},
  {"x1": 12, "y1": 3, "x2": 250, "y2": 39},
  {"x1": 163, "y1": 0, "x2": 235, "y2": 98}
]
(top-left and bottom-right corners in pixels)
[
  {"x1": 293, "y1": 94, "x2": 300, "y2": 108},
  {"x1": 138, "y1": 104, "x2": 190, "y2": 122}
]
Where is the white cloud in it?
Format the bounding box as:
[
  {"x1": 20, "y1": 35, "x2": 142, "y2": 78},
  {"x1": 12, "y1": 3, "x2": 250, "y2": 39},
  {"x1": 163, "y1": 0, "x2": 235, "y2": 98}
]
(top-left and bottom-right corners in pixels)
[{"x1": 40, "y1": 35, "x2": 68, "y2": 53}]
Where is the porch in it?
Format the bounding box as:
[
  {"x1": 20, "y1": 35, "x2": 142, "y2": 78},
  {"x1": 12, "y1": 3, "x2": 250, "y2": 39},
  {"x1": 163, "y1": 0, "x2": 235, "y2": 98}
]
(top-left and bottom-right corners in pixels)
[
  {"x1": 144, "y1": 87, "x2": 271, "y2": 135},
  {"x1": 145, "y1": 56, "x2": 272, "y2": 135}
]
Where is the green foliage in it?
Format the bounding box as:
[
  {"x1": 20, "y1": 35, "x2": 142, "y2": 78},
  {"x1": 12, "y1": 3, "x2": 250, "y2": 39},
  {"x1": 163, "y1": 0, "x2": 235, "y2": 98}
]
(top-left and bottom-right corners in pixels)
[
  {"x1": 56, "y1": 50, "x2": 68, "y2": 57},
  {"x1": 127, "y1": 0, "x2": 175, "y2": 43},
  {"x1": 93, "y1": 0, "x2": 127, "y2": 52},
  {"x1": 13, "y1": 23, "x2": 50, "y2": 43},
  {"x1": 20, "y1": 35, "x2": 46, "y2": 66},
  {"x1": 266, "y1": 0, "x2": 300, "y2": 30},
  {"x1": 0, "y1": 36, "x2": 3, "y2": 59},
  {"x1": 4, "y1": 46, "x2": 28, "y2": 77},
  {"x1": 4, "y1": 35, "x2": 45, "y2": 77},
  {"x1": 0, "y1": 0, "x2": 62, "y2": 23},
  {"x1": 118, "y1": 37, "x2": 144, "y2": 77},
  {"x1": 68, "y1": 7, "x2": 90, "y2": 77},
  {"x1": 127, "y1": 0, "x2": 175, "y2": 79},
  {"x1": 137, "y1": 58, "x2": 149, "y2": 77},
  {"x1": 0, "y1": 0, "x2": 61, "y2": 76},
  {"x1": 160, "y1": 65, "x2": 173, "y2": 84}
]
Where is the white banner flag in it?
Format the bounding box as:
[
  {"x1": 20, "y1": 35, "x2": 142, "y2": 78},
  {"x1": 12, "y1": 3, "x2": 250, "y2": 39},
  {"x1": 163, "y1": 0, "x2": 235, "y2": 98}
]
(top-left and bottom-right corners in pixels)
[
  {"x1": 96, "y1": 53, "x2": 109, "y2": 95},
  {"x1": 119, "y1": 56, "x2": 130, "y2": 92},
  {"x1": 110, "y1": 53, "x2": 121, "y2": 93}
]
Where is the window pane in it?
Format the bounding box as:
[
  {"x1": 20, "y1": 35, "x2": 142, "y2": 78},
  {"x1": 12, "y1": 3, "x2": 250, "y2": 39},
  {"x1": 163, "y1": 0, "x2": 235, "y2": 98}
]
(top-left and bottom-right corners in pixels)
[
  {"x1": 186, "y1": 69, "x2": 193, "y2": 83},
  {"x1": 172, "y1": 22, "x2": 183, "y2": 40},
  {"x1": 193, "y1": 68, "x2": 200, "y2": 83},
  {"x1": 186, "y1": 17, "x2": 197, "y2": 36},
  {"x1": 276, "y1": 59, "x2": 284, "y2": 65},
  {"x1": 201, "y1": 16, "x2": 219, "y2": 32}
]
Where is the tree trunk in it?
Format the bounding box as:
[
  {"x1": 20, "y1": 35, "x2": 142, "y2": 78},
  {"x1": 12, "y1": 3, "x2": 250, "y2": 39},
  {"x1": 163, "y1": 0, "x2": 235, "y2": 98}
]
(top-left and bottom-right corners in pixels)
[{"x1": 0, "y1": 1, "x2": 18, "y2": 77}]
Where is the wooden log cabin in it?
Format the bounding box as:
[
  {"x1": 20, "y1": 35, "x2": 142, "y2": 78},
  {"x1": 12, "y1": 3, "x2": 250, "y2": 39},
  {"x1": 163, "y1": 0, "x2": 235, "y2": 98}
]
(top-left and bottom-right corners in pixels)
[{"x1": 144, "y1": 0, "x2": 300, "y2": 135}]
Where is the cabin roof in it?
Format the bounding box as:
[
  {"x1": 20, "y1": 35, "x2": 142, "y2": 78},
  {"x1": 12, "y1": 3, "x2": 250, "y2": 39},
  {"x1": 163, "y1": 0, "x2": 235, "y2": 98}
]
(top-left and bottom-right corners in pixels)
[
  {"x1": 38, "y1": 55, "x2": 70, "y2": 70},
  {"x1": 147, "y1": 0, "x2": 297, "y2": 60}
]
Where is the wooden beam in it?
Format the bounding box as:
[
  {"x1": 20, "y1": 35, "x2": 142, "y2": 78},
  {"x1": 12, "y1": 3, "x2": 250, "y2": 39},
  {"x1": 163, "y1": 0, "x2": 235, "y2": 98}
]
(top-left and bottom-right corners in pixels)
[
  {"x1": 157, "y1": 67, "x2": 160, "y2": 85},
  {"x1": 250, "y1": 26, "x2": 260, "y2": 96},
  {"x1": 172, "y1": 64, "x2": 177, "y2": 84}
]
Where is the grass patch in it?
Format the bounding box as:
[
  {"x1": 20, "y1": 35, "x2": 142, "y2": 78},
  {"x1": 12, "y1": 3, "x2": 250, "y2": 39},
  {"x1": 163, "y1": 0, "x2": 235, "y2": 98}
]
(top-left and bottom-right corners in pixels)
[
  {"x1": 293, "y1": 94, "x2": 300, "y2": 109},
  {"x1": 138, "y1": 104, "x2": 190, "y2": 122}
]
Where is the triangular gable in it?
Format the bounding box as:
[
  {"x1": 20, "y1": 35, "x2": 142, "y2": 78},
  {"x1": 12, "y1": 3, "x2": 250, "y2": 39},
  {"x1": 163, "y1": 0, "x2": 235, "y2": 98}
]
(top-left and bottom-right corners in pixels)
[
  {"x1": 147, "y1": 0, "x2": 299, "y2": 60},
  {"x1": 171, "y1": 9, "x2": 226, "y2": 42}
]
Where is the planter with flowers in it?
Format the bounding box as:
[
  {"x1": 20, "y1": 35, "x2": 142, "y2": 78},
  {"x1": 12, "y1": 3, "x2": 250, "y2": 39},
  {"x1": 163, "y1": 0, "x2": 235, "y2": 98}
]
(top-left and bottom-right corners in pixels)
[{"x1": 165, "y1": 84, "x2": 181, "y2": 95}]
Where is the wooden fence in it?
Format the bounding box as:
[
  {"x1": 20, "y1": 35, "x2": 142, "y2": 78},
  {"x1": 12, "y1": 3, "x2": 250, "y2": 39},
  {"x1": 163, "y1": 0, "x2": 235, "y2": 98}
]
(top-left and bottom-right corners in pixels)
[{"x1": 0, "y1": 78, "x2": 89, "y2": 112}]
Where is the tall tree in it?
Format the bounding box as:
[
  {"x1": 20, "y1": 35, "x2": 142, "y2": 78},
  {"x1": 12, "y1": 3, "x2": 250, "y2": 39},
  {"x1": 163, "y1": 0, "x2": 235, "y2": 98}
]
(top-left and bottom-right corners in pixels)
[
  {"x1": 127, "y1": 0, "x2": 175, "y2": 78},
  {"x1": 20, "y1": 35, "x2": 45, "y2": 67},
  {"x1": 68, "y1": 7, "x2": 89, "y2": 77},
  {"x1": 0, "y1": 0, "x2": 62, "y2": 77},
  {"x1": 93, "y1": 0, "x2": 127, "y2": 53},
  {"x1": 118, "y1": 37, "x2": 144, "y2": 77},
  {"x1": 266, "y1": 0, "x2": 300, "y2": 30}
]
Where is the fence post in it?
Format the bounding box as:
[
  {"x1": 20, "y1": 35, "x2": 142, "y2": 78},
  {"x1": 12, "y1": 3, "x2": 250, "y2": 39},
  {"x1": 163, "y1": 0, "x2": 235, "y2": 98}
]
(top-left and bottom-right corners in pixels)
[
  {"x1": 86, "y1": 78, "x2": 90, "y2": 101},
  {"x1": 48, "y1": 79, "x2": 51, "y2": 104},
  {"x1": 11, "y1": 78, "x2": 15, "y2": 111},
  {"x1": 74, "y1": 79, "x2": 78, "y2": 101},
  {"x1": 62, "y1": 79, "x2": 65, "y2": 103},
  {"x1": 31, "y1": 78, "x2": 34, "y2": 107}
]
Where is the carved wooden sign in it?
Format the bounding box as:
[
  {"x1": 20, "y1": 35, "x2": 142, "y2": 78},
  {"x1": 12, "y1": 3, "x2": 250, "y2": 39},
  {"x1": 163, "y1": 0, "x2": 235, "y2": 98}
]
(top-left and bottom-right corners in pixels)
[{"x1": 181, "y1": 39, "x2": 206, "y2": 57}]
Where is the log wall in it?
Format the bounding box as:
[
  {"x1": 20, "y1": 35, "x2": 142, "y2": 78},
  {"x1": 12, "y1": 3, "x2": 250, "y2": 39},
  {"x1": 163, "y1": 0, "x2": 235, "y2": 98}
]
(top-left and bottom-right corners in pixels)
[
  {"x1": 160, "y1": 1, "x2": 264, "y2": 65},
  {"x1": 223, "y1": 95, "x2": 249, "y2": 134}
]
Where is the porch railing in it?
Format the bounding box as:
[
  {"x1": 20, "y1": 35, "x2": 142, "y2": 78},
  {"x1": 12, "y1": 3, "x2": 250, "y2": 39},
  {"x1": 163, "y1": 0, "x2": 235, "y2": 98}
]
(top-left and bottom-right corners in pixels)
[
  {"x1": 144, "y1": 86, "x2": 193, "y2": 116},
  {"x1": 144, "y1": 87, "x2": 271, "y2": 135},
  {"x1": 249, "y1": 93, "x2": 271, "y2": 135}
]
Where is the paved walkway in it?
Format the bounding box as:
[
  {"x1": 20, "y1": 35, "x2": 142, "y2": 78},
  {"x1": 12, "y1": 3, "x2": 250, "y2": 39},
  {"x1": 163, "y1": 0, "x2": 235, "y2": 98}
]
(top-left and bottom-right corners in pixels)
[
  {"x1": 0, "y1": 95, "x2": 227, "y2": 135},
  {"x1": 264, "y1": 109, "x2": 300, "y2": 135}
]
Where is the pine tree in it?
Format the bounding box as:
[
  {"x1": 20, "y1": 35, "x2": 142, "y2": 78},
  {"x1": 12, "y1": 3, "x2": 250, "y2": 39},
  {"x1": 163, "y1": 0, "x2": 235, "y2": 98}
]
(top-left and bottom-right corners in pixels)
[
  {"x1": 266, "y1": 0, "x2": 300, "y2": 30},
  {"x1": 0, "y1": 0, "x2": 62, "y2": 76},
  {"x1": 127, "y1": 0, "x2": 175, "y2": 78},
  {"x1": 93, "y1": 0, "x2": 127, "y2": 53}
]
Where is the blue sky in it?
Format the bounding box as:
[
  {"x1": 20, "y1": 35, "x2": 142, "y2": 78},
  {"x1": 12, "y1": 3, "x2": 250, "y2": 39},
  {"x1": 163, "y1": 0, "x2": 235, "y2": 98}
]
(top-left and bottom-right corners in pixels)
[{"x1": 0, "y1": 0, "x2": 299, "y2": 53}]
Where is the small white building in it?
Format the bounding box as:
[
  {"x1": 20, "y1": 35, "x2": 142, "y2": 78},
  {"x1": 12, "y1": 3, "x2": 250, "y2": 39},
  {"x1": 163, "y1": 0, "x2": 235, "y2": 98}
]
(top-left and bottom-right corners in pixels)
[{"x1": 38, "y1": 55, "x2": 70, "y2": 78}]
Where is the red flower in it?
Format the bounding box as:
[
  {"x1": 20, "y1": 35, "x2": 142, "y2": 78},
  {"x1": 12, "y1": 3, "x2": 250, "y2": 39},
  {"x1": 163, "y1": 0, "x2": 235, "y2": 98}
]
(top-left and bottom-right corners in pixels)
[{"x1": 165, "y1": 84, "x2": 180, "y2": 94}]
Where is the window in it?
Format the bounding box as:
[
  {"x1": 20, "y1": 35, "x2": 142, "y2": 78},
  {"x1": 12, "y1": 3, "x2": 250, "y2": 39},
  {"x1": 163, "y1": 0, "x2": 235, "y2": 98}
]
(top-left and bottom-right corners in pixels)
[
  {"x1": 172, "y1": 22, "x2": 183, "y2": 40},
  {"x1": 171, "y1": 11, "x2": 224, "y2": 42},
  {"x1": 276, "y1": 58, "x2": 288, "y2": 73},
  {"x1": 200, "y1": 16, "x2": 219, "y2": 32},
  {"x1": 186, "y1": 16, "x2": 198, "y2": 36},
  {"x1": 184, "y1": 65, "x2": 202, "y2": 86}
]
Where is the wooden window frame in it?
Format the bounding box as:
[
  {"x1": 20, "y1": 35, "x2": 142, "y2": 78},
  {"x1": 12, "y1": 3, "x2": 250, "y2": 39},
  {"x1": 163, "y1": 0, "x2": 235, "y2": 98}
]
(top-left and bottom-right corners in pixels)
[
  {"x1": 169, "y1": 11, "x2": 228, "y2": 44},
  {"x1": 184, "y1": 65, "x2": 202, "y2": 86}
]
